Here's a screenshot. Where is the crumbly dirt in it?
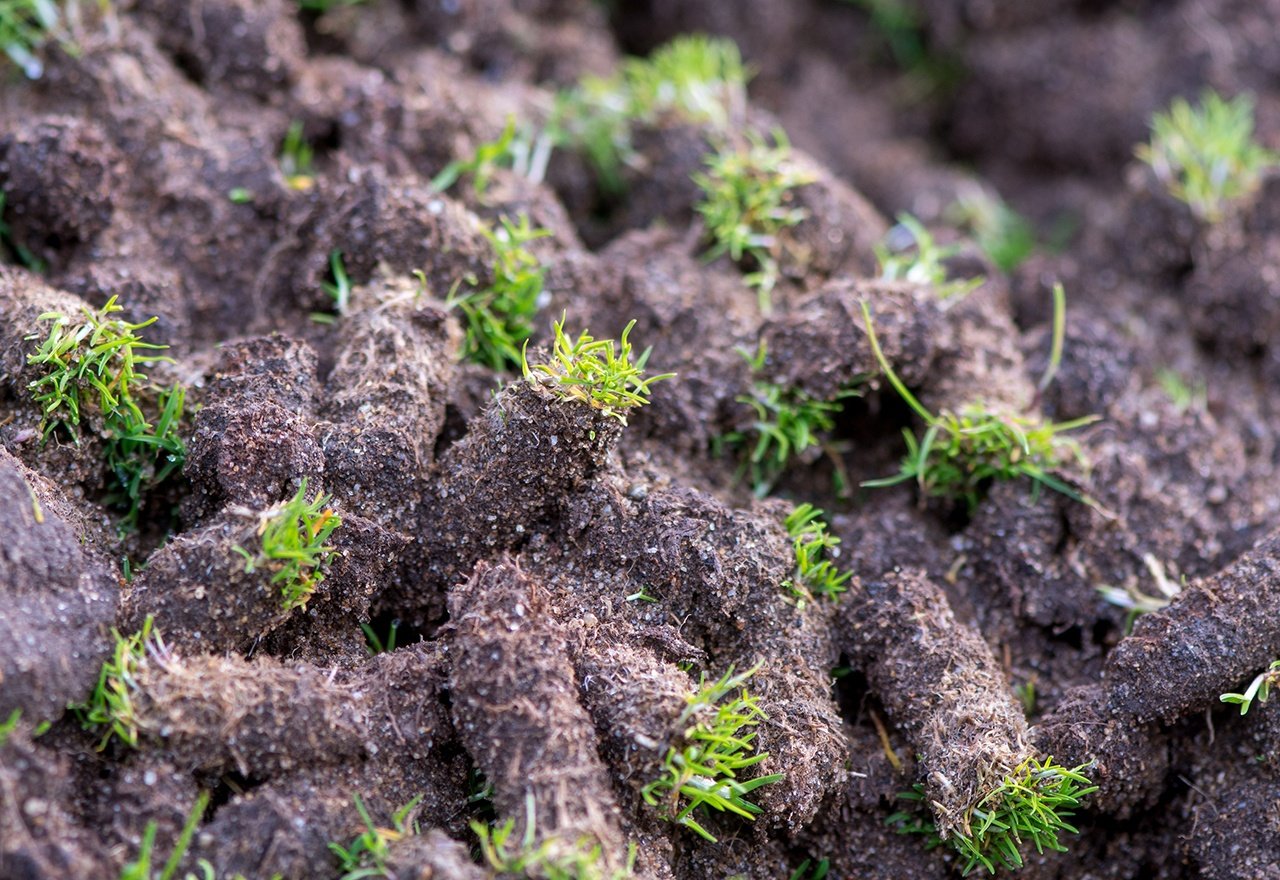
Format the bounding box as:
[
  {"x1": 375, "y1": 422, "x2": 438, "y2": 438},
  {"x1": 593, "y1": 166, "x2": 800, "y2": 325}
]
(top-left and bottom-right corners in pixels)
[{"x1": 4, "y1": 1, "x2": 1280, "y2": 878}]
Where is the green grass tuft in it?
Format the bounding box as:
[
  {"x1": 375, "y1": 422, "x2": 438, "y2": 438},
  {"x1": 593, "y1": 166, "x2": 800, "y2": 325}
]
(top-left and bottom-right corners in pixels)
[
  {"x1": 718, "y1": 342, "x2": 861, "y2": 497},
  {"x1": 449, "y1": 214, "x2": 551, "y2": 372},
  {"x1": 782, "y1": 503, "x2": 851, "y2": 606},
  {"x1": 233, "y1": 479, "x2": 342, "y2": 612},
  {"x1": 876, "y1": 213, "x2": 982, "y2": 299},
  {"x1": 431, "y1": 117, "x2": 553, "y2": 196},
  {"x1": 119, "y1": 790, "x2": 210, "y2": 880},
  {"x1": 75, "y1": 615, "x2": 160, "y2": 751},
  {"x1": 889, "y1": 756, "x2": 1097, "y2": 876},
  {"x1": 474, "y1": 793, "x2": 636, "y2": 880},
  {"x1": 1136, "y1": 90, "x2": 1278, "y2": 222},
  {"x1": 641, "y1": 664, "x2": 783, "y2": 842},
  {"x1": 694, "y1": 129, "x2": 816, "y2": 311},
  {"x1": 1221, "y1": 660, "x2": 1280, "y2": 716},
  {"x1": 0, "y1": 0, "x2": 61, "y2": 78},
  {"x1": 549, "y1": 35, "x2": 748, "y2": 193},
  {"x1": 945, "y1": 192, "x2": 1037, "y2": 274},
  {"x1": 521, "y1": 315, "x2": 674, "y2": 422},
  {"x1": 26, "y1": 295, "x2": 187, "y2": 530},
  {"x1": 280, "y1": 120, "x2": 315, "y2": 191},
  {"x1": 329, "y1": 794, "x2": 422, "y2": 879},
  {"x1": 860, "y1": 299, "x2": 1097, "y2": 512}
]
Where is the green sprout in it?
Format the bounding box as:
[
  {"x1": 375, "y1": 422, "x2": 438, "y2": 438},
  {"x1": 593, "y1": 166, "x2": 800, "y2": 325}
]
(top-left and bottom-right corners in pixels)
[
  {"x1": 361, "y1": 620, "x2": 400, "y2": 656},
  {"x1": 860, "y1": 297, "x2": 1098, "y2": 512},
  {"x1": 448, "y1": 214, "x2": 551, "y2": 372},
  {"x1": 119, "y1": 790, "x2": 209, "y2": 880},
  {"x1": 788, "y1": 860, "x2": 830, "y2": 880},
  {"x1": 329, "y1": 794, "x2": 422, "y2": 879},
  {"x1": 521, "y1": 315, "x2": 674, "y2": 423},
  {"x1": 889, "y1": 757, "x2": 1097, "y2": 876},
  {"x1": 26, "y1": 295, "x2": 171, "y2": 442},
  {"x1": 1155, "y1": 367, "x2": 1205, "y2": 413},
  {"x1": 718, "y1": 342, "x2": 860, "y2": 497},
  {"x1": 298, "y1": 0, "x2": 366, "y2": 11},
  {"x1": 74, "y1": 615, "x2": 160, "y2": 751},
  {"x1": 474, "y1": 793, "x2": 636, "y2": 880},
  {"x1": 0, "y1": 0, "x2": 61, "y2": 78},
  {"x1": 782, "y1": 504, "x2": 851, "y2": 606},
  {"x1": 26, "y1": 297, "x2": 187, "y2": 528},
  {"x1": 233, "y1": 479, "x2": 342, "y2": 612},
  {"x1": 549, "y1": 35, "x2": 748, "y2": 193},
  {"x1": 1221, "y1": 660, "x2": 1280, "y2": 716},
  {"x1": 876, "y1": 213, "x2": 983, "y2": 300},
  {"x1": 1136, "y1": 91, "x2": 1279, "y2": 222},
  {"x1": 641, "y1": 664, "x2": 783, "y2": 842},
  {"x1": 945, "y1": 192, "x2": 1036, "y2": 274},
  {"x1": 840, "y1": 0, "x2": 926, "y2": 70},
  {"x1": 694, "y1": 130, "x2": 816, "y2": 311},
  {"x1": 1096, "y1": 553, "x2": 1183, "y2": 634},
  {"x1": 0, "y1": 708, "x2": 20, "y2": 745},
  {"x1": 280, "y1": 120, "x2": 315, "y2": 191},
  {"x1": 431, "y1": 117, "x2": 554, "y2": 196},
  {"x1": 324, "y1": 250, "x2": 352, "y2": 315}
]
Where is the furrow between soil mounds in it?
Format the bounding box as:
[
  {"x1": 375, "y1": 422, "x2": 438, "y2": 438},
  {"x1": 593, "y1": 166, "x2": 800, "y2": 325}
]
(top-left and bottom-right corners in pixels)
[
  {"x1": 838, "y1": 568, "x2": 1032, "y2": 840},
  {"x1": 448, "y1": 558, "x2": 632, "y2": 872},
  {"x1": 1105, "y1": 525, "x2": 1280, "y2": 722}
]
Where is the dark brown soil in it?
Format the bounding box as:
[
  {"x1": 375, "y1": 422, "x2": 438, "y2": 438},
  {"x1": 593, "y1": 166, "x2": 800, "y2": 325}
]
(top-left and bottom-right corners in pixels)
[{"x1": 3, "y1": 1, "x2": 1280, "y2": 878}]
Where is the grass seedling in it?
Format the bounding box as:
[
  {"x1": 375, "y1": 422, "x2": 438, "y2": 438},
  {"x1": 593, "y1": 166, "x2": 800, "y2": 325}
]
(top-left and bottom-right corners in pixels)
[
  {"x1": 448, "y1": 214, "x2": 551, "y2": 372},
  {"x1": 945, "y1": 191, "x2": 1036, "y2": 274},
  {"x1": 641, "y1": 664, "x2": 783, "y2": 842},
  {"x1": 1096, "y1": 553, "x2": 1183, "y2": 634},
  {"x1": 233, "y1": 479, "x2": 341, "y2": 612},
  {"x1": 298, "y1": 0, "x2": 366, "y2": 10},
  {"x1": 694, "y1": 130, "x2": 816, "y2": 311},
  {"x1": 361, "y1": 620, "x2": 400, "y2": 655},
  {"x1": 26, "y1": 295, "x2": 171, "y2": 442},
  {"x1": 783, "y1": 504, "x2": 851, "y2": 607},
  {"x1": 888, "y1": 757, "x2": 1097, "y2": 876},
  {"x1": 1155, "y1": 367, "x2": 1205, "y2": 413},
  {"x1": 1221, "y1": 660, "x2": 1280, "y2": 716},
  {"x1": 27, "y1": 296, "x2": 188, "y2": 529},
  {"x1": 0, "y1": 708, "x2": 20, "y2": 745},
  {"x1": 0, "y1": 0, "x2": 61, "y2": 78},
  {"x1": 75, "y1": 615, "x2": 161, "y2": 751},
  {"x1": 280, "y1": 120, "x2": 315, "y2": 191},
  {"x1": 474, "y1": 793, "x2": 636, "y2": 880},
  {"x1": 860, "y1": 298, "x2": 1098, "y2": 512},
  {"x1": 788, "y1": 860, "x2": 830, "y2": 880},
  {"x1": 120, "y1": 790, "x2": 209, "y2": 880},
  {"x1": 431, "y1": 117, "x2": 555, "y2": 196},
  {"x1": 718, "y1": 342, "x2": 860, "y2": 497},
  {"x1": 876, "y1": 213, "x2": 983, "y2": 300},
  {"x1": 549, "y1": 35, "x2": 748, "y2": 193},
  {"x1": 324, "y1": 250, "x2": 352, "y2": 315},
  {"x1": 521, "y1": 315, "x2": 674, "y2": 423},
  {"x1": 329, "y1": 794, "x2": 422, "y2": 879},
  {"x1": 1137, "y1": 90, "x2": 1279, "y2": 222}
]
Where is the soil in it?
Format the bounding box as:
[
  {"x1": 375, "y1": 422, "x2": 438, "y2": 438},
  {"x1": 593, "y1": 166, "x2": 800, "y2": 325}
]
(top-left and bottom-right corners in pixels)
[{"x1": 2, "y1": 1, "x2": 1280, "y2": 879}]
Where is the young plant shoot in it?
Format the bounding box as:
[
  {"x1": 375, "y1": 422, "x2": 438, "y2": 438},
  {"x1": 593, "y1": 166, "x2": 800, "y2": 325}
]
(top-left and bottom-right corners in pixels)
[
  {"x1": 783, "y1": 503, "x2": 852, "y2": 606},
  {"x1": 74, "y1": 615, "x2": 161, "y2": 751},
  {"x1": 521, "y1": 315, "x2": 674, "y2": 423},
  {"x1": 1137, "y1": 90, "x2": 1279, "y2": 222},
  {"x1": 876, "y1": 213, "x2": 983, "y2": 299},
  {"x1": 1221, "y1": 660, "x2": 1280, "y2": 716},
  {"x1": 448, "y1": 213, "x2": 551, "y2": 372},
  {"x1": 890, "y1": 756, "x2": 1097, "y2": 876},
  {"x1": 26, "y1": 296, "x2": 187, "y2": 530},
  {"x1": 694, "y1": 130, "x2": 816, "y2": 310},
  {"x1": 860, "y1": 288, "x2": 1098, "y2": 512},
  {"x1": 720, "y1": 341, "x2": 860, "y2": 497},
  {"x1": 642, "y1": 665, "x2": 783, "y2": 842},
  {"x1": 233, "y1": 479, "x2": 342, "y2": 612}
]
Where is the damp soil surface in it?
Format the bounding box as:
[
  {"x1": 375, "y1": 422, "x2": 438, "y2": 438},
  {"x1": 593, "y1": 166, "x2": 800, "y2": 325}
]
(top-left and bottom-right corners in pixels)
[{"x1": 4, "y1": 2, "x2": 1280, "y2": 879}]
